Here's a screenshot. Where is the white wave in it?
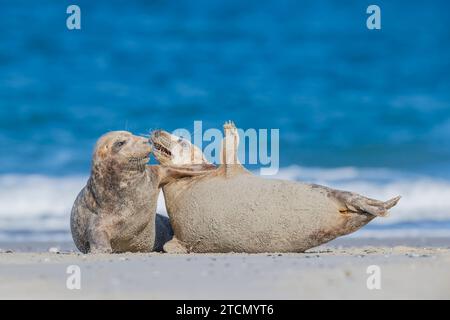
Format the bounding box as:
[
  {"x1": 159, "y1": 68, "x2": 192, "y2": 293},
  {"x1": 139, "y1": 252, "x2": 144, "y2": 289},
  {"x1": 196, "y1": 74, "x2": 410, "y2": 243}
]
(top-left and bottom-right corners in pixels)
[
  {"x1": 0, "y1": 174, "x2": 86, "y2": 218},
  {"x1": 0, "y1": 174, "x2": 86, "y2": 232},
  {"x1": 0, "y1": 166, "x2": 450, "y2": 240}
]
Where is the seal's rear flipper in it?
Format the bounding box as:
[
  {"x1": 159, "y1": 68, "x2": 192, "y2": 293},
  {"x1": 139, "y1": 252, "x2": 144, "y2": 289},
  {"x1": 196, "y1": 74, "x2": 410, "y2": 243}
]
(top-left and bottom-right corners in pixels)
[
  {"x1": 334, "y1": 191, "x2": 401, "y2": 217},
  {"x1": 383, "y1": 196, "x2": 401, "y2": 210},
  {"x1": 163, "y1": 237, "x2": 189, "y2": 254}
]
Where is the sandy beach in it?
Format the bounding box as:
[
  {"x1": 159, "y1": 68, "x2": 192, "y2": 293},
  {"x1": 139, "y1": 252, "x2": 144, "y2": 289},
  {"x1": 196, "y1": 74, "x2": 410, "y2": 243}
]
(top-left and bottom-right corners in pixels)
[{"x1": 1, "y1": 237, "x2": 449, "y2": 299}]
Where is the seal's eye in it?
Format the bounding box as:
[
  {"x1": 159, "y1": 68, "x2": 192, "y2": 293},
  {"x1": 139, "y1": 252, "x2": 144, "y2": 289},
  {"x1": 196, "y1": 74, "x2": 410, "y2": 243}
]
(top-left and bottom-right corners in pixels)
[{"x1": 114, "y1": 140, "x2": 126, "y2": 149}]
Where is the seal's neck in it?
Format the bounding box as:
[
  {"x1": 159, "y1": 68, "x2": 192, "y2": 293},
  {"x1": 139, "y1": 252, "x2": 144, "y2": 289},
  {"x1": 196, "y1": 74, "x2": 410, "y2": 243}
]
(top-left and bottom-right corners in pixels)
[{"x1": 89, "y1": 160, "x2": 148, "y2": 203}]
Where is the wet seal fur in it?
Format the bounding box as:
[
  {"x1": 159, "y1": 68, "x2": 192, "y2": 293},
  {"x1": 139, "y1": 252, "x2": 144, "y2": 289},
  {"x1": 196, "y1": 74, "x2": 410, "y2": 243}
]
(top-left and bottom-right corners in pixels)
[
  {"x1": 71, "y1": 131, "x2": 211, "y2": 253},
  {"x1": 151, "y1": 122, "x2": 401, "y2": 253}
]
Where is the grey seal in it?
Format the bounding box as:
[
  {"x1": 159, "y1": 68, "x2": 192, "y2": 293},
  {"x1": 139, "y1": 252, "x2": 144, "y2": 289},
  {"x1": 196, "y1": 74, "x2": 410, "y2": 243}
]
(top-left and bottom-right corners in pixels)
[
  {"x1": 70, "y1": 131, "x2": 211, "y2": 253},
  {"x1": 151, "y1": 122, "x2": 401, "y2": 253}
]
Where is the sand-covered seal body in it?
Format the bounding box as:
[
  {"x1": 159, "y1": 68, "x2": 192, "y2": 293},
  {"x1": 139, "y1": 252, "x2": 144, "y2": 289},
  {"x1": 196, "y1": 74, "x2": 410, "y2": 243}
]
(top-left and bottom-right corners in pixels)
[
  {"x1": 162, "y1": 174, "x2": 376, "y2": 253},
  {"x1": 152, "y1": 122, "x2": 400, "y2": 253}
]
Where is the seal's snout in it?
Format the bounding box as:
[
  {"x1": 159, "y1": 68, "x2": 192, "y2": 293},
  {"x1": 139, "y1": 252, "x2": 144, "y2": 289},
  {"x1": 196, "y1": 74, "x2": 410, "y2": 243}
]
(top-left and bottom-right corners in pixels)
[
  {"x1": 149, "y1": 130, "x2": 161, "y2": 147},
  {"x1": 142, "y1": 137, "x2": 151, "y2": 146},
  {"x1": 150, "y1": 130, "x2": 161, "y2": 143},
  {"x1": 150, "y1": 130, "x2": 173, "y2": 161},
  {"x1": 152, "y1": 130, "x2": 161, "y2": 137}
]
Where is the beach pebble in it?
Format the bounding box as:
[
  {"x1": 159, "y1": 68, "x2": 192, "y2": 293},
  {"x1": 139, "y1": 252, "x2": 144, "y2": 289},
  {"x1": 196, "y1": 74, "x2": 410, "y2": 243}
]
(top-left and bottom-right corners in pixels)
[{"x1": 48, "y1": 247, "x2": 60, "y2": 254}]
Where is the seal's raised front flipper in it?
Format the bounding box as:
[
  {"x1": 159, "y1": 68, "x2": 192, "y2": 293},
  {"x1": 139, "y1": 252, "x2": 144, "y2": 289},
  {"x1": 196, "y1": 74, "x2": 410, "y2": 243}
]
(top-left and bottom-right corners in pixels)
[
  {"x1": 219, "y1": 121, "x2": 249, "y2": 177},
  {"x1": 332, "y1": 190, "x2": 401, "y2": 217}
]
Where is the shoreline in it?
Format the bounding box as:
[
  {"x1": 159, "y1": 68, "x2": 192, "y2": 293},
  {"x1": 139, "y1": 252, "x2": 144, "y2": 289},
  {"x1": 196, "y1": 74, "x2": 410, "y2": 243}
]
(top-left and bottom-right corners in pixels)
[
  {"x1": 1, "y1": 236, "x2": 450, "y2": 253},
  {"x1": 1, "y1": 237, "x2": 449, "y2": 299}
]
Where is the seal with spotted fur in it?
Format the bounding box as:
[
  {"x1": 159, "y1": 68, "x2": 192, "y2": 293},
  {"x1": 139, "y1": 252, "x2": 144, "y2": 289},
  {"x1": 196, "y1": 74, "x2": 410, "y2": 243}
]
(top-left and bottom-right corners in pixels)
[
  {"x1": 151, "y1": 122, "x2": 400, "y2": 253},
  {"x1": 70, "y1": 131, "x2": 211, "y2": 253}
]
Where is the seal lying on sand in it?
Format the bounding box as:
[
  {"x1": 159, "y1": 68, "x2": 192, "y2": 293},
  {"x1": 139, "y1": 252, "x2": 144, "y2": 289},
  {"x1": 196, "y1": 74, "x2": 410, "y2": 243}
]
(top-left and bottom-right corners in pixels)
[
  {"x1": 151, "y1": 122, "x2": 401, "y2": 253},
  {"x1": 71, "y1": 131, "x2": 211, "y2": 253}
]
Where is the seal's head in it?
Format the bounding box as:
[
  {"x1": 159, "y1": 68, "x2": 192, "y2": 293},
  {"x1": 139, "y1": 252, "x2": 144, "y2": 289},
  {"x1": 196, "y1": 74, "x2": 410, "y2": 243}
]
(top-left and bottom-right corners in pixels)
[
  {"x1": 93, "y1": 131, "x2": 152, "y2": 172},
  {"x1": 150, "y1": 130, "x2": 208, "y2": 166}
]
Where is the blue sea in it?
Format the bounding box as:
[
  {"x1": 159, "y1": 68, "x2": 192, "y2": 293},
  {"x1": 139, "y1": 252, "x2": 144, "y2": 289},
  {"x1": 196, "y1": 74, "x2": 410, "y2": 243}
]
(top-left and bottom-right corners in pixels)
[{"x1": 0, "y1": 0, "x2": 450, "y2": 241}]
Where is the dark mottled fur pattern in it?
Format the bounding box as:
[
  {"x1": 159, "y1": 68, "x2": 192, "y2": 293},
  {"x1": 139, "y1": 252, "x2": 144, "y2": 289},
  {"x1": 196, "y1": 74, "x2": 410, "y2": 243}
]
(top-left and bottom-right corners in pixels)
[{"x1": 70, "y1": 131, "x2": 207, "y2": 254}]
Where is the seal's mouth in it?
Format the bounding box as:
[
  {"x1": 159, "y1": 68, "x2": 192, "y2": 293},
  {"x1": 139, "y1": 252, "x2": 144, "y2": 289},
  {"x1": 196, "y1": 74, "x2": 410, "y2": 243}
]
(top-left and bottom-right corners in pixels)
[{"x1": 153, "y1": 142, "x2": 172, "y2": 157}]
